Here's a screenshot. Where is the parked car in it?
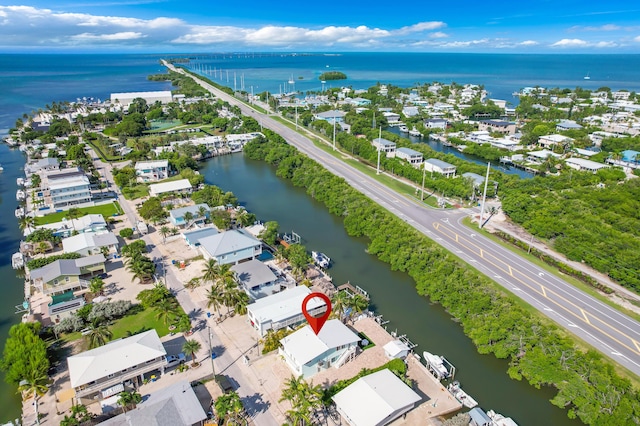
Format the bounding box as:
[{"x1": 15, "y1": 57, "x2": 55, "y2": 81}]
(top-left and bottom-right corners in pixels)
[
  {"x1": 216, "y1": 375, "x2": 234, "y2": 393},
  {"x1": 166, "y1": 353, "x2": 186, "y2": 367}
]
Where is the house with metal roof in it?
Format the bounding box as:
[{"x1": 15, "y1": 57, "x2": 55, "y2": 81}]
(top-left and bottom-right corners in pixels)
[
  {"x1": 99, "y1": 380, "x2": 207, "y2": 426},
  {"x1": 68, "y1": 329, "x2": 167, "y2": 404},
  {"x1": 279, "y1": 319, "x2": 360, "y2": 378},
  {"x1": 148, "y1": 179, "x2": 192, "y2": 197},
  {"x1": 332, "y1": 369, "x2": 421, "y2": 426},
  {"x1": 469, "y1": 407, "x2": 492, "y2": 426},
  {"x1": 29, "y1": 254, "x2": 106, "y2": 295},
  {"x1": 423, "y1": 158, "x2": 456, "y2": 178},
  {"x1": 135, "y1": 159, "x2": 169, "y2": 183},
  {"x1": 42, "y1": 167, "x2": 92, "y2": 209},
  {"x1": 62, "y1": 231, "x2": 119, "y2": 256},
  {"x1": 462, "y1": 172, "x2": 485, "y2": 187},
  {"x1": 538, "y1": 134, "x2": 573, "y2": 149},
  {"x1": 395, "y1": 147, "x2": 423, "y2": 167},
  {"x1": 28, "y1": 214, "x2": 108, "y2": 238},
  {"x1": 565, "y1": 158, "x2": 609, "y2": 173},
  {"x1": 182, "y1": 226, "x2": 219, "y2": 247},
  {"x1": 231, "y1": 259, "x2": 278, "y2": 299},
  {"x1": 169, "y1": 203, "x2": 211, "y2": 227},
  {"x1": 198, "y1": 229, "x2": 262, "y2": 265},
  {"x1": 478, "y1": 120, "x2": 516, "y2": 135},
  {"x1": 556, "y1": 120, "x2": 583, "y2": 132},
  {"x1": 372, "y1": 138, "x2": 397, "y2": 158},
  {"x1": 313, "y1": 110, "x2": 346, "y2": 123},
  {"x1": 247, "y1": 286, "x2": 324, "y2": 336}
]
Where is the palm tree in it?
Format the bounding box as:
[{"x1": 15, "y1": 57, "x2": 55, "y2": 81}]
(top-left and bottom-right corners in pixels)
[
  {"x1": 197, "y1": 205, "x2": 209, "y2": 222},
  {"x1": 348, "y1": 294, "x2": 369, "y2": 317},
  {"x1": 214, "y1": 391, "x2": 244, "y2": 425},
  {"x1": 183, "y1": 211, "x2": 194, "y2": 227},
  {"x1": 159, "y1": 226, "x2": 170, "y2": 244},
  {"x1": 206, "y1": 283, "x2": 224, "y2": 319},
  {"x1": 201, "y1": 259, "x2": 221, "y2": 285},
  {"x1": 18, "y1": 372, "x2": 49, "y2": 426},
  {"x1": 89, "y1": 277, "x2": 105, "y2": 296},
  {"x1": 117, "y1": 391, "x2": 142, "y2": 413},
  {"x1": 155, "y1": 298, "x2": 178, "y2": 325},
  {"x1": 18, "y1": 215, "x2": 36, "y2": 233},
  {"x1": 85, "y1": 324, "x2": 112, "y2": 349},
  {"x1": 66, "y1": 207, "x2": 82, "y2": 231},
  {"x1": 182, "y1": 339, "x2": 202, "y2": 366},
  {"x1": 230, "y1": 289, "x2": 250, "y2": 315},
  {"x1": 279, "y1": 375, "x2": 323, "y2": 425},
  {"x1": 331, "y1": 291, "x2": 350, "y2": 321},
  {"x1": 185, "y1": 277, "x2": 201, "y2": 291}
]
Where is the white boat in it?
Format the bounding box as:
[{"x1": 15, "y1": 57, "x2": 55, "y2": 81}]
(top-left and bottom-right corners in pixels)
[
  {"x1": 12, "y1": 252, "x2": 24, "y2": 269},
  {"x1": 423, "y1": 351, "x2": 450, "y2": 380},
  {"x1": 487, "y1": 409, "x2": 519, "y2": 426},
  {"x1": 312, "y1": 251, "x2": 331, "y2": 268},
  {"x1": 16, "y1": 177, "x2": 25, "y2": 186},
  {"x1": 398, "y1": 125, "x2": 409, "y2": 133},
  {"x1": 0, "y1": 164, "x2": 4, "y2": 171},
  {"x1": 584, "y1": 72, "x2": 591, "y2": 80},
  {"x1": 16, "y1": 190, "x2": 26, "y2": 201},
  {"x1": 447, "y1": 381, "x2": 478, "y2": 408},
  {"x1": 409, "y1": 127, "x2": 421, "y2": 137},
  {"x1": 15, "y1": 207, "x2": 24, "y2": 218}
]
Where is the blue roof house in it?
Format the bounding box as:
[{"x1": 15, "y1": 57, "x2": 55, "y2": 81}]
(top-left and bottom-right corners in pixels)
[
  {"x1": 622, "y1": 150, "x2": 640, "y2": 163},
  {"x1": 169, "y1": 203, "x2": 210, "y2": 227}
]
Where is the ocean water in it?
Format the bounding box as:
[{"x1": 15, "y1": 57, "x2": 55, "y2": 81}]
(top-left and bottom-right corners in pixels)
[{"x1": 0, "y1": 52, "x2": 639, "y2": 423}]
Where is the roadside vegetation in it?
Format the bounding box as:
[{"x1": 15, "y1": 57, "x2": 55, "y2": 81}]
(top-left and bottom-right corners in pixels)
[{"x1": 244, "y1": 132, "x2": 640, "y2": 425}]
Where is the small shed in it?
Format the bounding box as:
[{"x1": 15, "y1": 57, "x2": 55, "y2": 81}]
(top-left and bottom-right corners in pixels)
[{"x1": 383, "y1": 340, "x2": 410, "y2": 360}]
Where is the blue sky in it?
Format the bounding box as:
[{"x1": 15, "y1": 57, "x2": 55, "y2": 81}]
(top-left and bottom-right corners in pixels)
[{"x1": 1, "y1": 1, "x2": 639, "y2": 53}]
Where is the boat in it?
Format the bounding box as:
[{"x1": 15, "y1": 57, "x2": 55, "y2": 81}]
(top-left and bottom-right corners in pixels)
[
  {"x1": 487, "y1": 409, "x2": 519, "y2": 426},
  {"x1": 447, "y1": 381, "x2": 478, "y2": 408},
  {"x1": 16, "y1": 177, "x2": 25, "y2": 186},
  {"x1": 16, "y1": 190, "x2": 26, "y2": 201},
  {"x1": 0, "y1": 164, "x2": 4, "y2": 171},
  {"x1": 11, "y1": 252, "x2": 24, "y2": 269},
  {"x1": 398, "y1": 125, "x2": 409, "y2": 133},
  {"x1": 584, "y1": 72, "x2": 591, "y2": 80},
  {"x1": 423, "y1": 351, "x2": 451, "y2": 380},
  {"x1": 409, "y1": 127, "x2": 422, "y2": 137},
  {"x1": 15, "y1": 207, "x2": 24, "y2": 218},
  {"x1": 312, "y1": 251, "x2": 331, "y2": 268}
]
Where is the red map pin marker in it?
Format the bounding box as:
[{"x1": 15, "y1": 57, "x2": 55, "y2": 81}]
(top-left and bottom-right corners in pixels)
[{"x1": 302, "y1": 292, "x2": 332, "y2": 335}]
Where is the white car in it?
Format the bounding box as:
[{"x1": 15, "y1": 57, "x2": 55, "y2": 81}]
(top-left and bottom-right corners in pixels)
[{"x1": 166, "y1": 353, "x2": 186, "y2": 367}]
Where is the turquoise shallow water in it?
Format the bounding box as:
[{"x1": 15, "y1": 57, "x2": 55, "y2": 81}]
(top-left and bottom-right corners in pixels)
[{"x1": 0, "y1": 52, "x2": 638, "y2": 422}]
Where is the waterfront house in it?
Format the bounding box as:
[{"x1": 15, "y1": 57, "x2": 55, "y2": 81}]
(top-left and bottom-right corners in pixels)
[
  {"x1": 29, "y1": 254, "x2": 106, "y2": 296},
  {"x1": 402, "y1": 106, "x2": 419, "y2": 117},
  {"x1": 169, "y1": 203, "x2": 211, "y2": 227},
  {"x1": 332, "y1": 369, "x2": 421, "y2": 426},
  {"x1": 25, "y1": 157, "x2": 59, "y2": 175},
  {"x1": 68, "y1": 330, "x2": 167, "y2": 404},
  {"x1": 395, "y1": 147, "x2": 423, "y2": 167},
  {"x1": 565, "y1": 158, "x2": 609, "y2": 173},
  {"x1": 424, "y1": 118, "x2": 448, "y2": 130},
  {"x1": 62, "y1": 231, "x2": 119, "y2": 256},
  {"x1": 478, "y1": 120, "x2": 516, "y2": 135},
  {"x1": 182, "y1": 226, "x2": 218, "y2": 248},
  {"x1": 231, "y1": 259, "x2": 278, "y2": 299},
  {"x1": 279, "y1": 319, "x2": 360, "y2": 378},
  {"x1": 247, "y1": 286, "x2": 322, "y2": 336},
  {"x1": 538, "y1": 134, "x2": 573, "y2": 149},
  {"x1": 29, "y1": 213, "x2": 108, "y2": 238},
  {"x1": 47, "y1": 291, "x2": 86, "y2": 325},
  {"x1": 372, "y1": 138, "x2": 397, "y2": 158},
  {"x1": 382, "y1": 112, "x2": 401, "y2": 124},
  {"x1": 43, "y1": 167, "x2": 92, "y2": 209},
  {"x1": 148, "y1": 179, "x2": 192, "y2": 197},
  {"x1": 423, "y1": 158, "x2": 456, "y2": 178},
  {"x1": 134, "y1": 159, "x2": 170, "y2": 183},
  {"x1": 99, "y1": 380, "x2": 207, "y2": 425},
  {"x1": 527, "y1": 150, "x2": 561, "y2": 163},
  {"x1": 198, "y1": 229, "x2": 262, "y2": 265}
]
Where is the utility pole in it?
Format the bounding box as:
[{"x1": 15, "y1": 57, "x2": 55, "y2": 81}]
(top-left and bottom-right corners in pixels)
[
  {"x1": 332, "y1": 115, "x2": 337, "y2": 151},
  {"x1": 421, "y1": 163, "x2": 426, "y2": 201},
  {"x1": 376, "y1": 126, "x2": 382, "y2": 174},
  {"x1": 295, "y1": 104, "x2": 298, "y2": 130},
  {"x1": 208, "y1": 326, "x2": 217, "y2": 383},
  {"x1": 479, "y1": 162, "x2": 491, "y2": 229}
]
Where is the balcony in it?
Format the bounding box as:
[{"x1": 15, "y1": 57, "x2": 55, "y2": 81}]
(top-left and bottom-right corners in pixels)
[
  {"x1": 74, "y1": 359, "x2": 166, "y2": 399},
  {"x1": 37, "y1": 279, "x2": 90, "y2": 295}
]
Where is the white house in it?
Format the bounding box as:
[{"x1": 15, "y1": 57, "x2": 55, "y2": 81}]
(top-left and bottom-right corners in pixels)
[
  {"x1": 29, "y1": 214, "x2": 108, "y2": 238},
  {"x1": 148, "y1": 179, "x2": 192, "y2": 197},
  {"x1": 527, "y1": 150, "x2": 561, "y2": 163},
  {"x1": 372, "y1": 138, "x2": 397, "y2": 158},
  {"x1": 313, "y1": 110, "x2": 346, "y2": 123},
  {"x1": 169, "y1": 203, "x2": 210, "y2": 227},
  {"x1": 332, "y1": 369, "x2": 421, "y2": 426},
  {"x1": 198, "y1": 229, "x2": 262, "y2": 265},
  {"x1": 279, "y1": 319, "x2": 360, "y2": 378},
  {"x1": 43, "y1": 167, "x2": 92, "y2": 209},
  {"x1": 99, "y1": 380, "x2": 207, "y2": 426},
  {"x1": 423, "y1": 158, "x2": 456, "y2": 178},
  {"x1": 538, "y1": 134, "x2": 573, "y2": 149},
  {"x1": 565, "y1": 158, "x2": 609, "y2": 173},
  {"x1": 135, "y1": 159, "x2": 169, "y2": 183},
  {"x1": 382, "y1": 111, "x2": 401, "y2": 123},
  {"x1": 110, "y1": 91, "x2": 173, "y2": 106},
  {"x1": 383, "y1": 340, "x2": 411, "y2": 360},
  {"x1": 402, "y1": 106, "x2": 419, "y2": 117},
  {"x1": 62, "y1": 231, "x2": 119, "y2": 256},
  {"x1": 395, "y1": 147, "x2": 423, "y2": 166},
  {"x1": 424, "y1": 118, "x2": 448, "y2": 130},
  {"x1": 182, "y1": 227, "x2": 218, "y2": 248},
  {"x1": 463, "y1": 172, "x2": 485, "y2": 187},
  {"x1": 67, "y1": 330, "x2": 167, "y2": 403},
  {"x1": 247, "y1": 286, "x2": 325, "y2": 336},
  {"x1": 231, "y1": 259, "x2": 278, "y2": 299}
]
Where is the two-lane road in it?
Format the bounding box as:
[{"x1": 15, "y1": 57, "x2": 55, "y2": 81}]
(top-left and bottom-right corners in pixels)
[{"x1": 169, "y1": 63, "x2": 640, "y2": 377}]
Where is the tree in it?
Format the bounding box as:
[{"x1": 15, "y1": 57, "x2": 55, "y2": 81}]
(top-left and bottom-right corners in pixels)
[
  {"x1": 119, "y1": 228, "x2": 134, "y2": 239},
  {"x1": 155, "y1": 298, "x2": 179, "y2": 325},
  {"x1": 331, "y1": 290, "x2": 350, "y2": 321},
  {"x1": 185, "y1": 277, "x2": 201, "y2": 291},
  {"x1": 159, "y1": 226, "x2": 170, "y2": 244},
  {"x1": 206, "y1": 283, "x2": 224, "y2": 319},
  {"x1": 197, "y1": 205, "x2": 209, "y2": 222},
  {"x1": 66, "y1": 208, "x2": 83, "y2": 231},
  {"x1": 117, "y1": 391, "x2": 142, "y2": 413},
  {"x1": 285, "y1": 244, "x2": 310, "y2": 277},
  {"x1": 85, "y1": 324, "x2": 112, "y2": 349},
  {"x1": 279, "y1": 375, "x2": 323, "y2": 425},
  {"x1": 259, "y1": 221, "x2": 279, "y2": 245},
  {"x1": 138, "y1": 197, "x2": 166, "y2": 222},
  {"x1": 0, "y1": 323, "x2": 49, "y2": 389},
  {"x1": 89, "y1": 277, "x2": 105, "y2": 296},
  {"x1": 183, "y1": 211, "x2": 194, "y2": 227},
  {"x1": 18, "y1": 215, "x2": 36, "y2": 233},
  {"x1": 182, "y1": 339, "x2": 202, "y2": 366},
  {"x1": 18, "y1": 370, "x2": 50, "y2": 426},
  {"x1": 214, "y1": 391, "x2": 245, "y2": 425},
  {"x1": 60, "y1": 404, "x2": 92, "y2": 426}
]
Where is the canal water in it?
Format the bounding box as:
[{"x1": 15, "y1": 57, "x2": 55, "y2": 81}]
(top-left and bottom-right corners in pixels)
[
  {"x1": 201, "y1": 153, "x2": 580, "y2": 426},
  {"x1": 0, "y1": 144, "x2": 30, "y2": 423}
]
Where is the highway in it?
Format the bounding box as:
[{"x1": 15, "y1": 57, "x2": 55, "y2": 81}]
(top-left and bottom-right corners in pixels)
[{"x1": 168, "y1": 63, "x2": 640, "y2": 378}]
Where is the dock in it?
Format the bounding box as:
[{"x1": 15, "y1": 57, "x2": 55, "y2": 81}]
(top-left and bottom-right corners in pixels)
[{"x1": 337, "y1": 281, "x2": 370, "y2": 300}]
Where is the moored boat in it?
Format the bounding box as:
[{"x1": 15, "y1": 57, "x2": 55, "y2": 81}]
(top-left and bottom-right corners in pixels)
[
  {"x1": 312, "y1": 251, "x2": 331, "y2": 268},
  {"x1": 15, "y1": 207, "x2": 24, "y2": 218},
  {"x1": 12, "y1": 252, "x2": 24, "y2": 269},
  {"x1": 409, "y1": 127, "x2": 421, "y2": 137},
  {"x1": 447, "y1": 381, "x2": 478, "y2": 408},
  {"x1": 398, "y1": 125, "x2": 409, "y2": 133},
  {"x1": 16, "y1": 189, "x2": 26, "y2": 201},
  {"x1": 17, "y1": 177, "x2": 25, "y2": 186},
  {"x1": 423, "y1": 351, "x2": 451, "y2": 380}
]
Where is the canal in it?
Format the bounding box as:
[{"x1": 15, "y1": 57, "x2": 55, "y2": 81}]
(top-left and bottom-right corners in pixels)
[{"x1": 201, "y1": 153, "x2": 580, "y2": 426}]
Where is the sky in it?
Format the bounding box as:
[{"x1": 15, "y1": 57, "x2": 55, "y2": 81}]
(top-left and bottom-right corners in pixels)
[{"x1": 0, "y1": 1, "x2": 639, "y2": 53}]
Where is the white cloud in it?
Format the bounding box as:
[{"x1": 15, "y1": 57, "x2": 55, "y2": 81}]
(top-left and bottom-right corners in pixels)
[
  {"x1": 551, "y1": 38, "x2": 589, "y2": 47},
  {"x1": 429, "y1": 32, "x2": 448, "y2": 39},
  {"x1": 394, "y1": 21, "x2": 446, "y2": 35},
  {"x1": 439, "y1": 39, "x2": 489, "y2": 48},
  {"x1": 71, "y1": 31, "x2": 145, "y2": 41},
  {"x1": 519, "y1": 40, "x2": 538, "y2": 46},
  {"x1": 634, "y1": 35, "x2": 640, "y2": 42}
]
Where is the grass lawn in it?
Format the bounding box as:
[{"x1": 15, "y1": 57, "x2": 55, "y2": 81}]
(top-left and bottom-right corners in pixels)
[
  {"x1": 35, "y1": 201, "x2": 124, "y2": 225},
  {"x1": 121, "y1": 184, "x2": 150, "y2": 200},
  {"x1": 110, "y1": 307, "x2": 172, "y2": 340}
]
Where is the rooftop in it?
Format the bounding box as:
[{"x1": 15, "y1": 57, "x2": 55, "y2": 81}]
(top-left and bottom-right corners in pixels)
[
  {"x1": 148, "y1": 179, "x2": 192, "y2": 195},
  {"x1": 231, "y1": 259, "x2": 277, "y2": 289},
  {"x1": 248, "y1": 285, "x2": 324, "y2": 324},
  {"x1": 199, "y1": 229, "x2": 260, "y2": 257},
  {"x1": 280, "y1": 319, "x2": 360, "y2": 366},
  {"x1": 135, "y1": 159, "x2": 169, "y2": 170},
  {"x1": 425, "y1": 158, "x2": 455, "y2": 169}
]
